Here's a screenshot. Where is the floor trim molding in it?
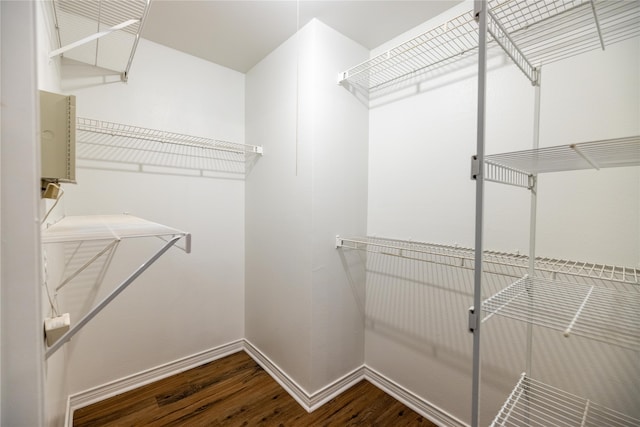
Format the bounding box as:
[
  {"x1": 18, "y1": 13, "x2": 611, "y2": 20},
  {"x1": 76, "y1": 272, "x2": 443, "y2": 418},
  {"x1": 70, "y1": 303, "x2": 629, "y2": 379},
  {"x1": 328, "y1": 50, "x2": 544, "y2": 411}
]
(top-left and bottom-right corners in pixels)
[
  {"x1": 65, "y1": 340, "x2": 467, "y2": 427},
  {"x1": 65, "y1": 340, "x2": 244, "y2": 427}
]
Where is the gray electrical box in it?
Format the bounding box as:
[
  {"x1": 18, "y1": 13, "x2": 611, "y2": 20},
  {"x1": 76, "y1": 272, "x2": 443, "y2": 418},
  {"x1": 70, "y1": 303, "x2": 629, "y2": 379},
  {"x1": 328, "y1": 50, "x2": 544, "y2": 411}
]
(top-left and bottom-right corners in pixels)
[{"x1": 40, "y1": 90, "x2": 76, "y2": 184}]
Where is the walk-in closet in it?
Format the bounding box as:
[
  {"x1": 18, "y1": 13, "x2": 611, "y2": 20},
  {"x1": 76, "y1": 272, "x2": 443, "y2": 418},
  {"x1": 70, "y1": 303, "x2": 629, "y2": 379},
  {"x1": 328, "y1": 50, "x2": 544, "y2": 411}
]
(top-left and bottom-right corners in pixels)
[{"x1": 1, "y1": 0, "x2": 638, "y2": 426}]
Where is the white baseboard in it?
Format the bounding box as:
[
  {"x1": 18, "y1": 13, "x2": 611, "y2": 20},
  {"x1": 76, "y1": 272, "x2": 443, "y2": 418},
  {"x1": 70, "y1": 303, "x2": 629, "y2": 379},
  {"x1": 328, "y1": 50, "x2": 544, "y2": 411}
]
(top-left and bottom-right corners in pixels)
[
  {"x1": 66, "y1": 340, "x2": 468, "y2": 427},
  {"x1": 243, "y1": 339, "x2": 365, "y2": 412},
  {"x1": 364, "y1": 366, "x2": 468, "y2": 427},
  {"x1": 65, "y1": 339, "x2": 244, "y2": 427}
]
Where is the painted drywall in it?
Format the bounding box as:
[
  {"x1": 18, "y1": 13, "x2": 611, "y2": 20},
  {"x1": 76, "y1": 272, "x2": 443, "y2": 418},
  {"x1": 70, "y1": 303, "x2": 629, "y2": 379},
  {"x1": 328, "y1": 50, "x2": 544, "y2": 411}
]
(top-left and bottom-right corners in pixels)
[
  {"x1": 1, "y1": 2, "x2": 46, "y2": 425},
  {"x1": 52, "y1": 38, "x2": 247, "y2": 396},
  {"x1": 364, "y1": 1, "x2": 640, "y2": 424},
  {"x1": 302, "y1": 20, "x2": 369, "y2": 392},
  {"x1": 245, "y1": 19, "x2": 368, "y2": 393}
]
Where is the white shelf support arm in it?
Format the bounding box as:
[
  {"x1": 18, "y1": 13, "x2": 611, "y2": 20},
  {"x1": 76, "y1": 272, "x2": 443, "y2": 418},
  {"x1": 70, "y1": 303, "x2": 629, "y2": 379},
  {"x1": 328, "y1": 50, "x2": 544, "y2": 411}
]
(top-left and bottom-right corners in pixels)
[
  {"x1": 55, "y1": 239, "x2": 120, "y2": 292},
  {"x1": 570, "y1": 143, "x2": 601, "y2": 170},
  {"x1": 49, "y1": 19, "x2": 140, "y2": 58},
  {"x1": 563, "y1": 286, "x2": 594, "y2": 338},
  {"x1": 45, "y1": 235, "x2": 182, "y2": 359},
  {"x1": 589, "y1": 1, "x2": 606, "y2": 51}
]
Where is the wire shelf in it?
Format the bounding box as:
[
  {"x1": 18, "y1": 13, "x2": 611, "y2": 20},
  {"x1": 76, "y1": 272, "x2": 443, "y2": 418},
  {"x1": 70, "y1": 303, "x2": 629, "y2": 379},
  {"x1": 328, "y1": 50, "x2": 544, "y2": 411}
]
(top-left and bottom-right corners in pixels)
[
  {"x1": 76, "y1": 117, "x2": 262, "y2": 177},
  {"x1": 484, "y1": 135, "x2": 640, "y2": 186},
  {"x1": 482, "y1": 276, "x2": 640, "y2": 350},
  {"x1": 339, "y1": 0, "x2": 640, "y2": 92},
  {"x1": 51, "y1": 0, "x2": 151, "y2": 80},
  {"x1": 336, "y1": 236, "x2": 639, "y2": 286},
  {"x1": 492, "y1": 373, "x2": 640, "y2": 426},
  {"x1": 42, "y1": 214, "x2": 190, "y2": 250}
]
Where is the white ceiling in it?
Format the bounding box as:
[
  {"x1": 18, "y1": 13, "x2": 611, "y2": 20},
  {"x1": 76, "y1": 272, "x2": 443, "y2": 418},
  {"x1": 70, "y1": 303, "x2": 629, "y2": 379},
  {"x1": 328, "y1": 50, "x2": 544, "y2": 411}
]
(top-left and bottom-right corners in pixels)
[{"x1": 142, "y1": 1, "x2": 462, "y2": 73}]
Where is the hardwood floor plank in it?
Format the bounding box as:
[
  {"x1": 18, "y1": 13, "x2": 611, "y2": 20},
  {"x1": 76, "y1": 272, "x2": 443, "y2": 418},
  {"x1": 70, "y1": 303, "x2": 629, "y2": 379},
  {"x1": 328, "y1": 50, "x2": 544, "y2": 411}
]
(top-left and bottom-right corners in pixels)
[{"x1": 73, "y1": 351, "x2": 436, "y2": 427}]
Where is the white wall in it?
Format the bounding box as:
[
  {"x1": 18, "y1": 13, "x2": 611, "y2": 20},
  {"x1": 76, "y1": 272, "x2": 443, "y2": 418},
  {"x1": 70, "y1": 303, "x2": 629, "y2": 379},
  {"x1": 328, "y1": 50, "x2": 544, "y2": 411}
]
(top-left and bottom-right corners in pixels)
[
  {"x1": 364, "y1": 1, "x2": 640, "y2": 423},
  {"x1": 1, "y1": 2, "x2": 46, "y2": 425},
  {"x1": 51, "y1": 39, "x2": 247, "y2": 396},
  {"x1": 245, "y1": 19, "x2": 368, "y2": 394}
]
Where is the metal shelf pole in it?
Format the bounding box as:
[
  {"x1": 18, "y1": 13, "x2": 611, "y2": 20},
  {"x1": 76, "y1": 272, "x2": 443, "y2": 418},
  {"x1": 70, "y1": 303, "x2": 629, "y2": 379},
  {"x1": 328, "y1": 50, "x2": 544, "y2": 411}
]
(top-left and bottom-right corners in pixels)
[{"x1": 471, "y1": 1, "x2": 488, "y2": 426}]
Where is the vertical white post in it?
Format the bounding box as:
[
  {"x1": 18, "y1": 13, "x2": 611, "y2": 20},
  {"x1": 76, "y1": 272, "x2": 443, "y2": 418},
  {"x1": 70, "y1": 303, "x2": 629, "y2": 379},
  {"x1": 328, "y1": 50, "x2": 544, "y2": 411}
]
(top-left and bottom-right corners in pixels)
[
  {"x1": 1, "y1": 2, "x2": 46, "y2": 425},
  {"x1": 471, "y1": 1, "x2": 488, "y2": 426},
  {"x1": 526, "y1": 69, "x2": 541, "y2": 376}
]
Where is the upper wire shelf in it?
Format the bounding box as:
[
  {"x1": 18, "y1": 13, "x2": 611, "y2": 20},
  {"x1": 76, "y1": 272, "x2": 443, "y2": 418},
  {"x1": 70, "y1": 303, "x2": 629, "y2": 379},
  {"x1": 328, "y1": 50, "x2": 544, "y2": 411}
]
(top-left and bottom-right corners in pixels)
[
  {"x1": 76, "y1": 117, "x2": 262, "y2": 178},
  {"x1": 482, "y1": 276, "x2": 640, "y2": 350},
  {"x1": 336, "y1": 236, "x2": 639, "y2": 285},
  {"x1": 51, "y1": 0, "x2": 152, "y2": 81},
  {"x1": 338, "y1": 0, "x2": 640, "y2": 92},
  {"x1": 491, "y1": 373, "x2": 640, "y2": 426},
  {"x1": 484, "y1": 135, "x2": 640, "y2": 187}
]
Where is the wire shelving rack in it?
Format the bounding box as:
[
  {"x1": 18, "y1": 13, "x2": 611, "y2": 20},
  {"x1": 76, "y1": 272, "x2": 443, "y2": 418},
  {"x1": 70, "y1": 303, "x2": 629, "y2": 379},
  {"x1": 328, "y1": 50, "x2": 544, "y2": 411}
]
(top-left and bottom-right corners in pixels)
[
  {"x1": 491, "y1": 373, "x2": 640, "y2": 426},
  {"x1": 481, "y1": 276, "x2": 640, "y2": 351},
  {"x1": 338, "y1": 0, "x2": 640, "y2": 92},
  {"x1": 484, "y1": 136, "x2": 640, "y2": 188},
  {"x1": 76, "y1": 117, "x2": 262, "y2": 177}
]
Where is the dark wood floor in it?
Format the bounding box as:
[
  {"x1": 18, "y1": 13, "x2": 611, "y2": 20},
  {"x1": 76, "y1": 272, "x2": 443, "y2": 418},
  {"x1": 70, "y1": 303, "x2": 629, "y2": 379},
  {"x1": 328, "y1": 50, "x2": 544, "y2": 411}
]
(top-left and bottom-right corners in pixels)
[{"x1": 73, "y1": 351, "x2": 435, "y2": 426}]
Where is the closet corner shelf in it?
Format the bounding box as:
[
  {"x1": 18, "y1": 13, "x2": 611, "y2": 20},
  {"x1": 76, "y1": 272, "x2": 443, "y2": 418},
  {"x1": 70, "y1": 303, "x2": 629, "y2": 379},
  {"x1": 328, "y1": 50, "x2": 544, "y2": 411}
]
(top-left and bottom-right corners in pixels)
[
  {"x1": 338, "y1": 0, "x2": 640, "y2": 92},
  {"x1": 50, "y1": 0, "x2": 152, "y2": 82},
  {"x1": 481, "y1": 275, "x2": 640, "y2": 351},
  {"x1": 491, "y1": 373, "x2": 640, "y2": 427},
  {"x1": 484, "y1": 135, "x2": 640, "y2": 188},
  {"x1": 42, "y1": 214, "x2": 190, "y2": 360}
]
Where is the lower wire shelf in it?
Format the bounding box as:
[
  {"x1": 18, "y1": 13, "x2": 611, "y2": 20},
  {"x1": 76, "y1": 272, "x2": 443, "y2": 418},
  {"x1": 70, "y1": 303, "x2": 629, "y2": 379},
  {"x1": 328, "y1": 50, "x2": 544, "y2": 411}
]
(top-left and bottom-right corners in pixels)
[
  {"x1": 481, "y1": 276, "x2": 640, "y2": 351},
  {"x1": 491, "y1": 373, "x2": 640, "y2": 427}
]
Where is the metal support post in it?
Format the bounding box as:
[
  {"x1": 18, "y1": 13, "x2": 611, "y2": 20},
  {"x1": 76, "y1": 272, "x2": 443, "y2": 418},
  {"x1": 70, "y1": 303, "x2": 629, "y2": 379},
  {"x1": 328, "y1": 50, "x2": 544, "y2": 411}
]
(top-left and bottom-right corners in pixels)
[{"x1": 471, "y1": 1, "x2": 488, "y2": 426}]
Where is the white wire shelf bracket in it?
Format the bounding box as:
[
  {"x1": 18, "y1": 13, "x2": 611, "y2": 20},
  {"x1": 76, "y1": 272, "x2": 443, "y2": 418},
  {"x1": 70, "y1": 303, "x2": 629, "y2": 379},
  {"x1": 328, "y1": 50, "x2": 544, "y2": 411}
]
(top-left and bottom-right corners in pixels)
[
  {"x1": 42, "y1": 214, "x2": 191, "y2": 359},
  {"x1": 336, "y1": 236, "x2": 639, "y2": 286},
  {"x1": 491, "y1": 373, "x2": 640, "y2": 427},
  {"x1": 51, "y1": 0, "x2": 152, "y2": 81},
  {"x1": 481, "y1": 135, "x2": 640, "y2": 187},
  {"x1": 482, "y1": 276, "x2": 640, "y2": 351},
  {"x1": 338, "y1": 0, "x2": 639, "y2": 92},
  {"x1": 76, "y1": 117, "x2": 262, "y2": 177},
  {"x1": 487, "y1": 10, "x2": 538, "y2": 85}
]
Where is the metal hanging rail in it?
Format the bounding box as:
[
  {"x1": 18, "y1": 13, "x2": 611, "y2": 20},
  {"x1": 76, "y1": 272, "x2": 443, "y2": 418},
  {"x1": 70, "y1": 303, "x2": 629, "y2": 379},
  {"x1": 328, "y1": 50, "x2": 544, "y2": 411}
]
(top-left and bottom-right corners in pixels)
[
  {"x1": 336, "y1": 236, "x2": 640, "y2": 286},
  {"x1": 491, "y1": 373, "x2": 640, "y2": 426},
  {"x1": 42, "y1": 214, "x2": 191, "y2": 359},
  {"x1": 338, "y1": 0, "x2": 639, "y2": 93},
  {"x1": 482, "y1": 276, "x2": 640, "y2": 351}
]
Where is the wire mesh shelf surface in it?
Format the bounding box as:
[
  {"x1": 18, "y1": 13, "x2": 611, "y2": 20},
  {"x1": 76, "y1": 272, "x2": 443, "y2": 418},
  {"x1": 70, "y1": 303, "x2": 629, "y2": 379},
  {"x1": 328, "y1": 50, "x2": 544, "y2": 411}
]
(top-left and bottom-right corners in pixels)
[
  {"x1": 337, "y1": 236, "x2": 640, "y2": 286},
  {"x1": 484, "y1": 135, "x2": 640, "y2": 186},
  {"x1": 76, "y1": 117, "x2": 262, "y2": 177},
  {"x1": 491, "y1": 373, "x2": 640, "y2": 426},
  {"x1": 41, "y1": 214, "x2": 189, "y2": 245},
  {"x1": 339, "y1": 0, "x2": 640, "y2": 92},
  {"x1": 52, "y1": 0, "x2": 151, "y2": 77},
  {"x1": 482, "y1": 276, "x2": 640, "y2": 350}
]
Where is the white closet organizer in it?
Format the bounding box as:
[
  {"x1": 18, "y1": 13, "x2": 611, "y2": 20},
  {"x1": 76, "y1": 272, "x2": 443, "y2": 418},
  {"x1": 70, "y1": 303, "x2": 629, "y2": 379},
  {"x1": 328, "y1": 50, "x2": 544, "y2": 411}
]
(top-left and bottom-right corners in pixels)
[
  {"x1": 338, "y1": 0, "x2": 639, "y2": 92},
  {"x1": 76, "y1": 117, "x2": 263, "y2": 177},
  {"x1": 336, "y1": 0, "x2": 640, "y2": 426},
  {"x1": 42, "y1": 214, "x2": 190, "y2": 359},
  {"x1": 49, "y1": 0, "x2": 152, "y2": 81},
  {"x1": 469, "y1": 1, "x2": 640, "y2": 427}
]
